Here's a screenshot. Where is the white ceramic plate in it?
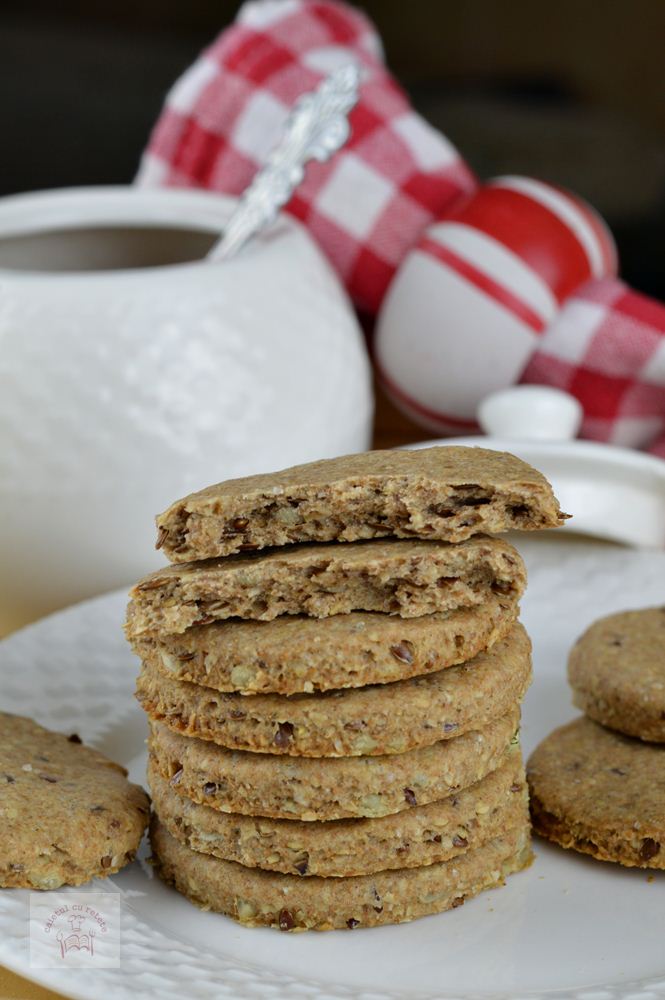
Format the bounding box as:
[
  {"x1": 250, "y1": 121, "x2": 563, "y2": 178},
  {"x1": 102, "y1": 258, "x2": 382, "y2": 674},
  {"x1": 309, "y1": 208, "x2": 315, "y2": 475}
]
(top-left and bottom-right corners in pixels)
[{"x1": 1, "y1": 534, "x2": 665, "y2": 1000}]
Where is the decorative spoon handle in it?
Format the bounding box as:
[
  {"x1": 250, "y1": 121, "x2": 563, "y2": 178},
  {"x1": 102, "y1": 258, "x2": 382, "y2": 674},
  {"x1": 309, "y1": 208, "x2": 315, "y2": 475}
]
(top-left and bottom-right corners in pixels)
[{"x1": 208, "y1": 63, "x2": 361, "y2": 261}]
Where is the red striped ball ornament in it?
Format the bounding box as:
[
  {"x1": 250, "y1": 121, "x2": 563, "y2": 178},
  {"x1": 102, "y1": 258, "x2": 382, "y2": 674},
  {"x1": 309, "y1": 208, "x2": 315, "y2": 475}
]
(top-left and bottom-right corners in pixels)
[{"x1": 375, "y1": 176, "x2": 618, "y2": 432}]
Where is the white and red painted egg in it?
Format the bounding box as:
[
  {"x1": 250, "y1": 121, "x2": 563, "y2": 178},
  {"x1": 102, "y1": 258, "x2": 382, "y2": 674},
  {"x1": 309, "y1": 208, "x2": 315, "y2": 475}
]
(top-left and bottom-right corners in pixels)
[{"x1": 374, "y1": 175, "x2": 618, "y2": 432}]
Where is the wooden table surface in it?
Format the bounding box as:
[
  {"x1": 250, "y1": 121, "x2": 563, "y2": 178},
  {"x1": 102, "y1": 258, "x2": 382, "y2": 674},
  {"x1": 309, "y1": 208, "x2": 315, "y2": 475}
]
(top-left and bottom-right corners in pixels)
[{"x1": 0, "y1": 383, "x2": 428, "y2": 1000}]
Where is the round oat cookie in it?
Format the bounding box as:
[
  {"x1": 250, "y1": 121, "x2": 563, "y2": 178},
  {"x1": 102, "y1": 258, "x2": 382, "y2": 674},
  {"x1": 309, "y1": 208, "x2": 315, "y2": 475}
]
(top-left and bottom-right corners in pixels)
[
  {"x1": 149, "y1": 707, "x2": 520, "y2": 821},
  {"x1": 568, "y1": 607, "x2": 665, "y2": 742},
  {"x1": 149, "y1": 747, "x2": 527, "y2": 877},
  {"x1": 528, "y1": 716, "x2": 665, "y2": 868},
  {"x1": 150, "y1": 816, "x2": 532, "y2": 931},
  {"x1": 130, "y1": 593, "x2": 518, "y2": 695},
  {"x1": 137, "y1": 623, "x2": 531, "y2": 757},
  {"x1": 0, "y1": 712, "x2": 150, "y2": 889}
]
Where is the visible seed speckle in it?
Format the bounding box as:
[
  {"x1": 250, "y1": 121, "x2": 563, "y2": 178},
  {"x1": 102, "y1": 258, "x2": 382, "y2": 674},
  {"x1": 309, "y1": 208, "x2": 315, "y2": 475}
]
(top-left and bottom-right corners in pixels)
[
  {"x1": 90, "y1": 805, "x2": 106, "y2": 813},
  {"x1": 451, "y1": 895, "x2": 466, "y2": 908},
  {"x1": 293, "y1": 858, "x2": 309, "y2": 875},
  {"x1": 279, "y1": 908, "x2": 295, "y2": 931},
  {"x1": 68, "y1": 734, "x2": 82, "y2": 744},
  {"x1": 100, "y1": 855, "x2": 112, "y2": 869},
  {"x1": 170, "y1": 768, "x2": 184, "y2": 787},
  {"x1": 274, "y1": 722, "x2": 295, "y2": 748},
  {"x1": 404, "y1": 788, "x2": 417, "y2": 806},
  {"x1": 640, "y1": 838, "x2": 661, "y2": 862},
  {"x1": 3, "y1": 774, "x2": 15, "y2": 784},
  {"x1": 346, "y1": 918, "x2": 360, "y2": 929},
  {"x1": 452, "y1": 835, "x2": 468, "y2": 848},
  {"x1": 39, "y1": 773, "x2": 58, "y2": 783},
  {"x1": 203, "y1": 782, "x2": 217, "y2": 795},
  {"x1": 155, "y1": 526, "x2": 169, "y2": 550},
  {"x1": 390, "y1": 641, "x2": 414, "y2": 665}
]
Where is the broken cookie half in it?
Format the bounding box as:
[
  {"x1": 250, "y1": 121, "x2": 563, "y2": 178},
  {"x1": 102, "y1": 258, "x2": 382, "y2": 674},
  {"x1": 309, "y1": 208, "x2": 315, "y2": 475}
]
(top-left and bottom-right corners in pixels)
[{"x1": 155, "y1": 445, "x2": 566, "y2": 562}]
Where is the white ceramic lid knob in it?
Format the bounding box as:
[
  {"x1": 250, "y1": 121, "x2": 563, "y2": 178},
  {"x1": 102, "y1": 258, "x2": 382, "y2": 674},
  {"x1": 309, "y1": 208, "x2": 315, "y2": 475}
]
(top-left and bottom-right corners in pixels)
[{"x1": 477, "y1": 385, "x2": 583, "y2": 441}]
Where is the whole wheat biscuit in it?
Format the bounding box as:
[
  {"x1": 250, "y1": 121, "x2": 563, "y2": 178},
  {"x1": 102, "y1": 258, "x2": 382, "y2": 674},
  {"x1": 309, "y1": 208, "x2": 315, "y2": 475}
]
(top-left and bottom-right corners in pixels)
[
  {"x1": 528, "y1": 716, "x2": 665, "y2": 868},
  {"x1": 568, "y1": 607, "x2": 665, "y2": 742},
  {"x1": 137, "y1": 623, "x2": 531, "y2": 757},
  {"x1": 156, "y1": 445, "x2": 563, "y2": 562},
  {"x1": 149, "y1": 748, "x2": 527, "y2": 877},
  {"x1": 130, "y1": 593, "x2": 518, "y2": 695},
  {"x1": 149, "y1": 708, "x2": 520, "y2": 821},
  {"x1": 0, "y1": 712, "x2": 149, "y2": 889},
  {"x1": 150, "y1": 817, "x2": 532, "y2": 930},
  {"x1": 126, "y1": 535, "x2": 526, "y2": 638}
]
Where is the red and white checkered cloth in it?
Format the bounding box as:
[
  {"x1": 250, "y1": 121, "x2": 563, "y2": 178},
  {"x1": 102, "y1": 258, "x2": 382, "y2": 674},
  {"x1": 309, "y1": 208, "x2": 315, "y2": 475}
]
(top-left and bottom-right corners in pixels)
[
  {"x1": 137, "y1": 0, "x2": 665, "y2": 455},
  {"x1": 137, "y1": 0, "x2": 476, "y2": 315},
  {"x1": 521, "y1": 277, "x2": 665, "y2": 456}
]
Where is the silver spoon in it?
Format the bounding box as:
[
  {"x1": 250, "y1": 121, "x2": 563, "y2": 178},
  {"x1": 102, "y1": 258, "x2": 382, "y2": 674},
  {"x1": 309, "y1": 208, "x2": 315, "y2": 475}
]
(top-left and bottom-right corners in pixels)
[{"x1": 208, "y1": 62, "x2": 361, "y2": 261}]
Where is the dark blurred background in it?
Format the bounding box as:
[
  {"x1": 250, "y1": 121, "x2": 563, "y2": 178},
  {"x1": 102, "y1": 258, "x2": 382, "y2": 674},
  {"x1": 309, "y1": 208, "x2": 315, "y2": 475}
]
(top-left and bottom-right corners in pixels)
[{"x1": 2, "y1": 0, "x2": 665, "y2": 296}]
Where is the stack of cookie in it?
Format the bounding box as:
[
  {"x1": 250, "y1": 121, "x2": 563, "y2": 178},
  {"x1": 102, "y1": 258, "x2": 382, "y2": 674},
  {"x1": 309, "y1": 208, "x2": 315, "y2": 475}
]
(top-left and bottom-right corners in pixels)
[
  {"x1": 528, "y1": 608, "x2": 665, "y2": 870},
  {"x1": 125, "y1": 446, "x2": 564, "y2": 930}
]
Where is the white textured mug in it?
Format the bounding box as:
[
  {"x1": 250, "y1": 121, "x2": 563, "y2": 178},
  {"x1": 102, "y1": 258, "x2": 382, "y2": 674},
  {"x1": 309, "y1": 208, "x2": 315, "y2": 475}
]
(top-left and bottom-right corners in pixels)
[{"x1": 0, "y1": 186, "x2": 373, "y2": 630}]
